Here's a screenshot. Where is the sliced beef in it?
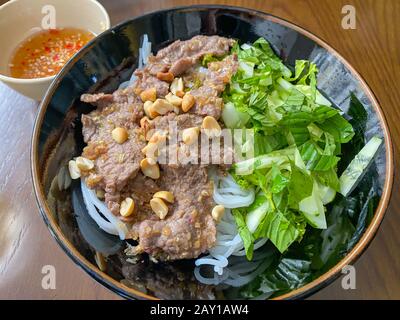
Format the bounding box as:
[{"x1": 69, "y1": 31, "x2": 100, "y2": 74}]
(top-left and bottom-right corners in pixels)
[
  {"x1": 147, "y1": 35, "x2": 235, "y2": 76},
  {"x1": 118, "y1": 173, "x2": 160, "y2": 227},
  {"x1": 131, "y1": 165, "x2": 215, "y2": 260},
  {"x1": 78, "y1": 36, "x2": 239, "y2": 261},
  {"x1": 132, "y1": 70, "x2": 170, "y2": 98},
  {"x1": 133, "y1": 36, "x2": 235, "y2": 99},
  {"x1": 152, "y1": 112, "x2": 204, "y2": 132},
  {"x1": 189, "y1": 54, "x2": 238, "y2": 119},
  {"x1": 81, "y1": 88, "x2": 146, "y2": 214},
  {"x1": 169, "y1": 57, "x2": 193, "y2": 76}
]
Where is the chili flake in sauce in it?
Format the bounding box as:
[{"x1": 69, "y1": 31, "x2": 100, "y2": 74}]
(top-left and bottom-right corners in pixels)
[{"x1": 9, "y1": 28, "x2": 94, "y2": 79}]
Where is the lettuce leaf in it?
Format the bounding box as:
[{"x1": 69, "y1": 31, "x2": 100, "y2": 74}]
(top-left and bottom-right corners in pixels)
[
  {"x1": 232, "y1": 208, "x2": 255, "y2": 260},
  {"x1": 254, "y1": 209, "x2": 304, "y2": 253},
  {"x1": 224, "y1": 37, "x2": 356, "y2": 260}
]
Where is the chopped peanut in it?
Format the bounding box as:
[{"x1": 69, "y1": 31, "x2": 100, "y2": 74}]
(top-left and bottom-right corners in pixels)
[
  {"x1": 140, "y1": 158, "x2": 160, "y2": 179},
  {"x1": 151, "y1": 99, "x2": 174, "y2": 115},
  {"x1": 112, "y1": 127, "x2": 128, "y2": 144},
  {"x1": 149, "y1": 131, "x2": 167, "y2": 144},
  {"x1": 202, "y1": 116, "x2": 222, "y2": 138},
  {"x1": 175, "y1": 90, "x2": 185, "y2": 98},
  {"x1": 150, "y1": 197, "x2": 169, "y2": 219},
  {"x1": 181, "y1": 93, "x2": 195, "y2": 112},
  {"x1": 212, "y1": 205, "x2": 225, "y2": 222},
  {"x1": 156, "y1": 71, "x2": 174, "y2": 82},
  {"x1": 153, "y1": 191, "x2": 174, "y2": 203},
  {"x1": 144, "y1": 101, "x2": 158, "y2": 119},
  {"x1": 140, "y1": 87, "x2": 157, "y2": 102},
  {"x1": 182, "y1": 127, "x2": 199, "y2": 145},
  {"x1": 165, "y1": 92, "x2": 183, "y2": 107},
  {"x1": 68, "y1": 160, "x2": 81, "y2": 179},
  {"x1": 120, "y1": 197, "x2": 135, "y2": 217},
  {"x1": 76, "y1": 156, "x2": 94, "y2": 171},
  {"x1": 142, "y1": 142, "x2": 159, "y2": 160}
]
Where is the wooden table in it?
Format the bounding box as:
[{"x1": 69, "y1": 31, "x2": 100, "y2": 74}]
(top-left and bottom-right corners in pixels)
[{"x1": 0, "y1": 0, "x2": 398, "y2": 300}]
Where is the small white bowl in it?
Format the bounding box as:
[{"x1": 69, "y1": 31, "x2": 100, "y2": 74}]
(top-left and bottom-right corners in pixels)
[{"x1": 0, "y1": 0, "x2": 110, "y2": 100}]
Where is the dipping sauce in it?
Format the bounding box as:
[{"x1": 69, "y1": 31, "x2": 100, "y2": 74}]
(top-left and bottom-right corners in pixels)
[{"x1": 9, "y1": 28, "x2": 94, "y2": 79}]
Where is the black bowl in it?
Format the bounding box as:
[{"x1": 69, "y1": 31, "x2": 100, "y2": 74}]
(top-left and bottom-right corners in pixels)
[{"x1": 31, "y1": 5, "x2": 393, "y2": 300}]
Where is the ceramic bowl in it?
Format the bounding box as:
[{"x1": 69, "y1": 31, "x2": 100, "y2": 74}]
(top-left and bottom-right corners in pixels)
[
  {"x1": 0, "y1": 0, "x2": 110, "y2": 100},
  {"x1": 31, "y1": 5, "x2": 393, "y2": 299}
]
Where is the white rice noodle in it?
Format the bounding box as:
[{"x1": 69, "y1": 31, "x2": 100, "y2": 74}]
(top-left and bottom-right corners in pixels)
[
  {"x1": 118, "y1": 34, "x2": 151, "y2": 90},
  {"x1": 81, "y1": 180, "x2": 128, "y2": 240},
  {"x1": 194, "y1": 250, "x2": 271, "y2": 287},
  {"x1": 195, "y1": 208, "x2": 269, "y2": 287},
  {"x1": 194, "y1": 173, "x2": 270, "y2": 287},
  {"x1": 212, "y1": 174, "x2": 255, "y2": 209}
]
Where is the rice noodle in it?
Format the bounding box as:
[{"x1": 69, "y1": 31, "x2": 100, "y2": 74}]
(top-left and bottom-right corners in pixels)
[
  {"x1": 212, "y1": 173, "x2": 255, "y2": 208},
  {"x1": 81, "y1": 180, "x2": 128, "y2": 240},
  {"x1": 118, "y1": 34, "x2": 151, "y2": 90},
  {"x1": 195, "y1": 174, "x2": 270, "y2": 287}
]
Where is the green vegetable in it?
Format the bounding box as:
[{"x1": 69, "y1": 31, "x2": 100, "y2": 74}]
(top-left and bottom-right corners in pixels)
[
  {"x1": 221, "y1": 101, "x2": 250, "y2": 128},
  {"x1": 201, "y1": 53, "x2": 219, "y2": 66},
  {"x1": 223, "y1": 38, "x2": 359, "y2": 259},
  {"x1": 232, "y1": 208, "x2": 255, "y2": 260},
  {"x1": 202, "y1": 44, "x2": 373, "y2": 301},
  {"x1": 254, "y1": 208, "x2": 304, "y2": 253},
  {"x1": 245, "y1": 194, "x2": 270, "y2": 233},
  {"x1": 219, "y1": 38, "x2": 382, "y2": 300},
  {"x1": 339, "y1": 136, "x2": 382, "y2": 196}
]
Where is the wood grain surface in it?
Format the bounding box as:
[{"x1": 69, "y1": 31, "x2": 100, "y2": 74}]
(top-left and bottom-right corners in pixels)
[{"x1": 0, "y1": 0, "x2": 398, "y2": 300}]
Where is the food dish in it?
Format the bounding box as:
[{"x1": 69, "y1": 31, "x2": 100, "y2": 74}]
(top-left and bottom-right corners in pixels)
[
  {"x1": 0, "y1": 0, "x2": 109, "y2": 99},
  {"x1": 31, "y1": 6, "x2": 393, "y2": 299}
]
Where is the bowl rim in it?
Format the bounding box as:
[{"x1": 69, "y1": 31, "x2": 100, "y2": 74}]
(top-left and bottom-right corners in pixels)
[
  {"x1": 0, "y1": 0, "x2": 110, "y2": 83},
  {"x1": 31, "y1": 4, "x2": 394, "y2": 300}
]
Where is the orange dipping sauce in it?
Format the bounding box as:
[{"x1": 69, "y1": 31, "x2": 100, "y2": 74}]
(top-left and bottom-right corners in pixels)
[{"x1": 9, "y1": 28, "x2": 94, "y2": 79}]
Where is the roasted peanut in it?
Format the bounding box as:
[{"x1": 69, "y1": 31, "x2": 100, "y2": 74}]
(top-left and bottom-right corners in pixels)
[
  {"x1": 144, "y1": 101, "x2": 158, "y2": 119},
  {"x1": 76, "y1": 156, "x2": 94, "y2": 171},
  {"x1": 68, "y1": 160, "x2": 81, "y2": 179},
  {"x1": 182, "y1": 127, "x2": 199, "y2": 145},
  {"x1": 212, "y1": 205, "x2": 225, "y2": 222},
  {"x1": 140, "y1": 87, "x2": 157, "y2": 102},
  {"x1": 149, "y1": 131, "x2": 167, "y2": 144},
  {"x1": 140, "y1": 158, "x2": 160, "y2": 179},
  {"x1": 146, "y1": 157, "x2": 157, "y2": 165},
  {"x1": 175, "y1": 90, "x2": 185, "y2": 98},
  {"x1": 120, "y1": 197, "x2": 135, "y2": 217},
  {"x1": 112, "y1": 127, "x2": 129, "y2": 144},
  {"x1": 181, "y1": 93, "x2": 195, "y2": 112},
  {"x1": 150, "y1": 197, "x2": 169, "y2": 219},
  {"x1": 170, "y1": 77, "x2": 184, "y2": 95},
  {"x1": 151, "y1": 99, "x2": 174, "y2": 115},
  {"x1": 141, "y1": 142, "x2": 159, "y2": 159},
  {"x1": 202, "y1": 116, "x2": 222, "y2": 138},
  {"x1": 165, "y1": 92, "x2": 183, "y2": 107},
  {"x1": 156, "y1": 71, "x2": 174, "y2": 82},
  {"x1": 153, "y1": 191, "x2": 174, "y2": 204}
]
